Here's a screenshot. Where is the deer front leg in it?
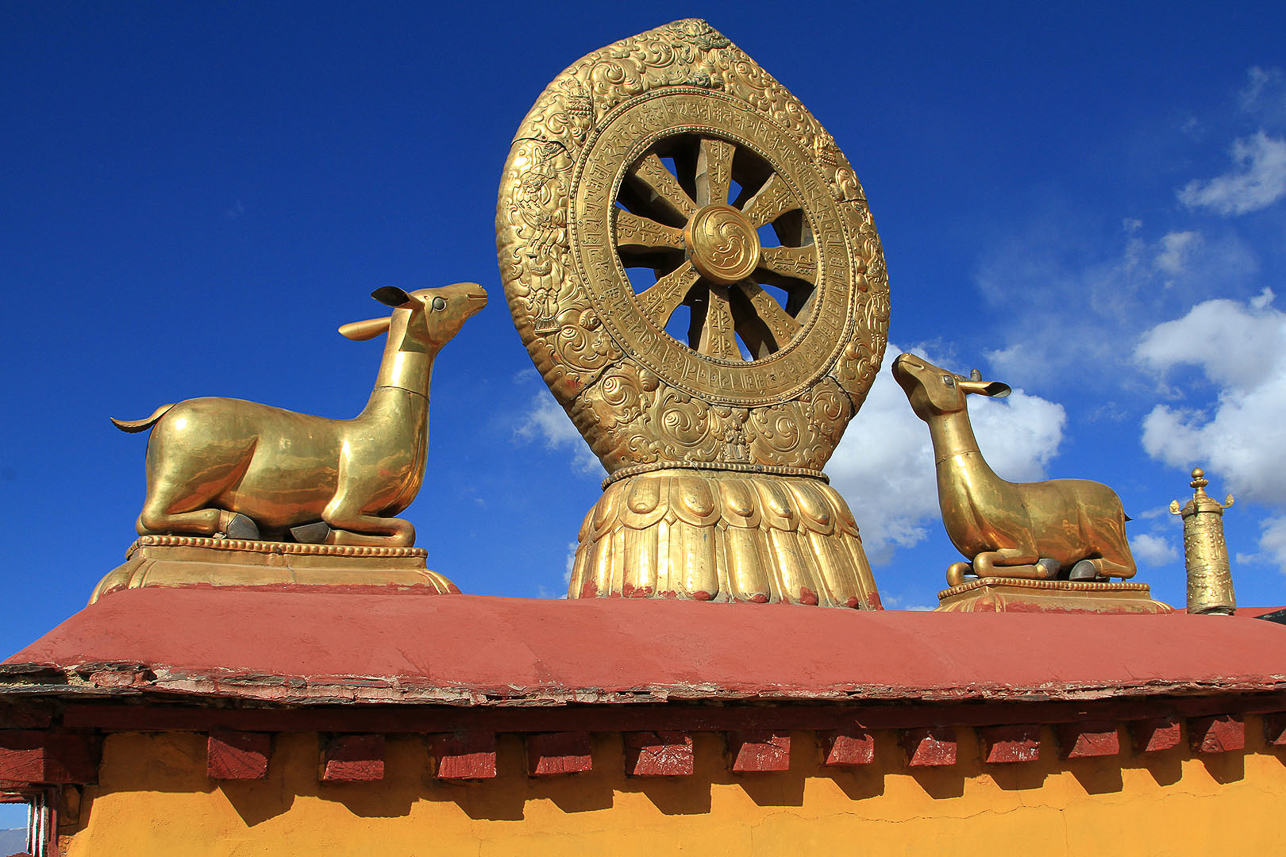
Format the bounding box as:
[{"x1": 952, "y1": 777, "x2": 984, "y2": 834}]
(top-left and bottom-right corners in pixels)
[
  {"x1": 139, "y1": 505, "x2": 259, "y2": 540},
  {"x1": 1069, "y1": 557, "x2": 1135, "y2": 581},
  {"x1": 322, "y1": 494, "x2": 416, "y2": 547},
  {"x1": 973, "y1": 547, "x2": 1045, "y2": 579},
  {"x1": 322, "y1": 455, "x2": 418, "y2": 546}
]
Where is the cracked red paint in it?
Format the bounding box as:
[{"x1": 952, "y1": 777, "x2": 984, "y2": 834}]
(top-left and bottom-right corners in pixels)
[
  {"x1": 1057, "y1": 722, "x2": 1120, "y2": 759},
  {"x1": 207, "y1": 731, "x2": 269, "y2": 780},
  {"x1": 1130, "y1": 717, "x2": 1181, "y2": 753},
  {"x1": 624, "y1": 731, "x2": 694, "y2": 776},
  {"x1": 979, "y1": 724, "x2": 1041, "y2": 764},
  {"x1": 729, "y1": 731, "x2": 790, "y2": 772},
  {"x1": 822, "y1": 728, "x2": 875, "y2": 766},
  {"x1": 526, "y1": 732, "x2": 592, "y2": 776},
  {"x1": 1189, "y1": 715, "x2": 1245, "y2": 754},
  {"x1": 4, "y1": 590, "x2": 1286, "y2": 711}
]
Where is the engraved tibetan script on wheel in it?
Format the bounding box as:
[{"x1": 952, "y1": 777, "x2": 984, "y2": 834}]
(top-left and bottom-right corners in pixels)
[{"x1": 497, "y1": 18, "x2": 890, "y2": 477}]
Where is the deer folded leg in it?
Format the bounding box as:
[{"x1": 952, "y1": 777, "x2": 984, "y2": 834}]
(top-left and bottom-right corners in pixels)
[
  {"x1": 972, "y1": 547, "x2": 1042, "y2": 579},
  {"x1": 946, "y1": 562, "x2": 973, "y2": 587},
  {"x1": 1070, "y1": 557, "x2": 1135, "y2": 581},
  {"x1": 138, "y1": 507, "x2": 258, "y2": 539},
  {"x1": 322, "y1": 498, "x2": 416, "y2": 547},
  {"x1": 138, "y1": 505, "x2": 224, "y2": 537}
]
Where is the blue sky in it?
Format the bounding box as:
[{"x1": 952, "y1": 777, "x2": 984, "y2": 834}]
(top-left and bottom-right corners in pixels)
[{"x1": 3, "y1": 0, "x2": 1286, "y2": 667}]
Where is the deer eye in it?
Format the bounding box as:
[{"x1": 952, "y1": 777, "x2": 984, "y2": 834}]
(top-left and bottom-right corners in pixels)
[
  {"x1": 942, "y1": 375, "x2": 955, "y2": 387},
  {"x1": 432, "y1": 297, "x2": 446, "y2": 311}
]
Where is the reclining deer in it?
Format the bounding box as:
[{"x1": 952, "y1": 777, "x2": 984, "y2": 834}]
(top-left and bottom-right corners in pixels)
[
  {"x1": 113, "y1": 283, "x2": 487, "y2": 546},
  {"x1": 892, "y1": 352, "x2": 1136, "y2": 587}
]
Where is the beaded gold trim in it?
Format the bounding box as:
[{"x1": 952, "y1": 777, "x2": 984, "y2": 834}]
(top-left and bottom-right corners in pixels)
[
  {"x1": 128, "y1": 535, "x2": 428, "y2": 559},
  {"x1": 938, "y1": 577, "x2": 1152, "y2": 601},
  {"x1": 603, "y1": 460, "x2": 829, "y2": 489}
]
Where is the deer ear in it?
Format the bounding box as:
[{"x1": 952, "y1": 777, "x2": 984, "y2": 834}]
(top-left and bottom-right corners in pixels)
[
  {"x1": 372, "y1": 286, "x2": 412, "y2": 308},
  {"x1": 338, "y1": 317, "x2": 392, "y2": 341},
  {"x1": 958, "y1": 379, "x2": 1011, "y2": 398}
]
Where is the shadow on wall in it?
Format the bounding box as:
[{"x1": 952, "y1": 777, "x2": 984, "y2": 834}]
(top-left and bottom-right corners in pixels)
[{"x1": 71, "y1": 722, "x2": 1273, "y2": 832}]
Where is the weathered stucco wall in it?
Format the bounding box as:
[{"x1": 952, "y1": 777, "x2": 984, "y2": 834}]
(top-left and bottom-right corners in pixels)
[{"x1": 64, "y1": 724, "x2": 1286, "y2": 855}]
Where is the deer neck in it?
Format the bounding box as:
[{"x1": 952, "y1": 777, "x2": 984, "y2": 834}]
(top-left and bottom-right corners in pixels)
[
  {"x1": 928, "y1": 408, "x2": 999, "y2": 486},
  {"x1": 353, "y1": 313, "x2": 436, "y2": 511},
  {"x1": 369, "y1": 312, "x2": 439, "y2": 401}
]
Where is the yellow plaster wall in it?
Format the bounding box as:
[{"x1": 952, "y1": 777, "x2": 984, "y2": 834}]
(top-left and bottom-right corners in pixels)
[{"x1": 64, "y1": 722, "x2": 1286, "y2": 855}]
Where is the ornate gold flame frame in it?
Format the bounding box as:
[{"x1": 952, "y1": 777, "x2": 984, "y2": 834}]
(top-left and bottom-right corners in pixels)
[{"x1": 498, "y1": 20, "x2": 889, "y2": 607}]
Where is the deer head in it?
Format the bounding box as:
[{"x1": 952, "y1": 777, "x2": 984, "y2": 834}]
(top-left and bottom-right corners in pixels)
[
  {"x1": 892, "y1": 352, "x2": 1010, "y2": 421},
  {"x1": 339, "y1": 283, "x2": 488, "y2": 352}
]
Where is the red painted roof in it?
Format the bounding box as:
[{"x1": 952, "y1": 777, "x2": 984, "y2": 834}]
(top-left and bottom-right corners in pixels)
[{"x1": 6, "y1": 588, "x2": 1286, "y2": 705}]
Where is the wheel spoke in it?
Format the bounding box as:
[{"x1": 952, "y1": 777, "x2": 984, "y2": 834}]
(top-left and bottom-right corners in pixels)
[
  {"x1": 759, "y1": 245, "x2": 818, "y2": 285},
  {"x1": 614, "y1": 209, "x2": 685, "y2": 254},
  {"x1": 695, "y1": 138, "x2": 735, "y2": 207},
  {"x1": 735, "y1": 280, "x2": 802, "y2": 350},
  {"x1": 740, "y1": 172, "x2": 799, "y2": 228},
  {"x1": 627, "y1": 154, "x2": 698, "y2": 223},
  {"x1": 697, "y1": 285, "x2": 740, "y2": 360},
  {"x1": 636, "y1": 262, "x2": 700, "y2": 328}
]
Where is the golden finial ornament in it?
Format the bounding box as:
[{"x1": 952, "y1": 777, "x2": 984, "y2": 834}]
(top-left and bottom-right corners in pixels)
[
  {"x1": 1170, "y1": 468, "x2": 1236, "y2": 615},
  {"x1": 497, "y1": 20, "x2": 888, "y2": 607}
]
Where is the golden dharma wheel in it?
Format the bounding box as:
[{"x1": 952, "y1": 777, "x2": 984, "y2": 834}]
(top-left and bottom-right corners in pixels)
[
  {"x1": 498, "y1": 18, "x2": 889, "y2": 479},
  {"x1": 497, "y1": 20, "x2": 887, "y2": 608}
]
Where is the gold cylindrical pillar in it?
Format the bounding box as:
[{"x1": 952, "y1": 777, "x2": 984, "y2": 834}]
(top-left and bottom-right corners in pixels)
[{"x1": 1170, "y1": 468, "x2": 1236, "y2": 615}]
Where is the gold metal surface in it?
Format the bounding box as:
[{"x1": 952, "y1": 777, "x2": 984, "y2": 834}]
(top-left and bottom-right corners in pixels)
[
  {"x1": 893, "y1": 353, "x2": 1138, "y2": 586},
  {"x1": 89, "y1": 536, "x2": 458, "y2": 604},
  {"x1": 113, "y1": 283, "x2": 486, "y2": 546},
  {"x1": 936, "y1": 577, "x2": 1171, "y2": 614},
  {"x1": 570, "y1": 469, "x2": 879, "y2": 608},
  {"x1": 684, "y1": 203, "x2": 761, "y2": 285},
  {"x1": 1170, "y1": 467, "x2": 1236, "y2": 615},
  {"x1": 497, "y1": 18, "x2": 889, "y2": 476},
  {"x1": 497, "y1": 20, "x2": 887, "y2": 605}
]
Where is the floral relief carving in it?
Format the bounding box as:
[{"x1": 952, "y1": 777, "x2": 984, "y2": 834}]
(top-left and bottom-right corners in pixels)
[{"x1": 498, "y1": 18, "x2": 890, "y2": 476}]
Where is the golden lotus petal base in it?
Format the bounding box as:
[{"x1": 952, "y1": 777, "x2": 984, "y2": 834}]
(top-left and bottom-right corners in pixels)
[
  {"x1": 569, "y1": 470, "x2": 881, "y2": 609},
  {"x1": 89, "y1": 536, "x2": 460, "y2": 604},
  {"x1": 936, "y1": 578, "x2": 1172, "y2": 614}
]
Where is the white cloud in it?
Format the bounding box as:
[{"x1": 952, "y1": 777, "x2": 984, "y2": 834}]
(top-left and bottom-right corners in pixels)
[
  {"x1": 1132, "y1": 532, "x2": 1179, "y2": 567},
  {"x1": 830, "y1": 343, "x2": 1066, "y2": 563},
  {"x1": 1138, "y1": 292, "x2": 1286, "y2": 510},
  {"x1": 980, "y1": 220, "x2": 1257, "y2": 391},
  {"x1": 536, "y1": 542, "x2": 578, "y2": 598},
  {"x1": 514, "y1": 394, "x2": 603, "y2": 475},
  {"x1": 879, "y1": 593, "x2": 936, "y2": 612},
  {"x1": 1136, "y1": 289, "x2": 1285, "y2": 389},
  {"x1": 1257, "y1": 516, "x2": 1286, "y2": 573},
  {"x1": 1239, "y1": 66, "x2": 1286, "y2": 119},
  {"x1": 1179, "y1": 130, "x2": 1286, "y2": 215},
  {"x1": 1154, "y1": 231, "x2": 1202, "y2": 276}
]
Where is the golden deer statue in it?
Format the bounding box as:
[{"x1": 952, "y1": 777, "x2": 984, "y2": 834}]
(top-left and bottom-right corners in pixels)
[
  {"x1": 892, "y1": 352, "x2": 1136, "y2": 587},
  {"x1": 113, "y1": 283, "x2": 487, "y2": 546}
]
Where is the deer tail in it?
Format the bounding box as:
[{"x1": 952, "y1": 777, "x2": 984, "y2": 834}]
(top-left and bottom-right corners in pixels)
[{"x1": 111, "y1": 404, "x2": 175, "y2": 433}]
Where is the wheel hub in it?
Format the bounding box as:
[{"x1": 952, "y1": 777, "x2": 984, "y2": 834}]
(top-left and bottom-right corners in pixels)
[{"x1": 684, "y1": 204, "x2": 761, "y2": 286}]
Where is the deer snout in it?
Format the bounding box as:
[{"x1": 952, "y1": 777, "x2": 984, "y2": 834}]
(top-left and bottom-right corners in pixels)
[
  {"x1": 891, "y1": 353, "x2": 924, "y2": 390},
  {"x1": 458, "y1": 286, "x2": 488, "y2": 320}
]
